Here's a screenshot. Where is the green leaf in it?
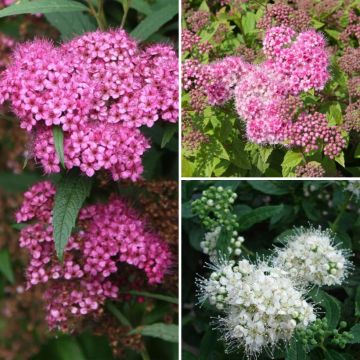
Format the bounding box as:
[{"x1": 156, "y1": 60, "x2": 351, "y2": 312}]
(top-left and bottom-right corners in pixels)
[
  {"x1": 0, "y1": 0, "x2": 88, "y2": 18},
  {"x1": 46, "y1": 11, "x2": 96, "y2": 40},
  {"x1": 0, "y1": 172, "x2": 41, "y2": 192},
  {"x1": 247, "y1": 180, "x2": 289, "y2": 195},
  {"x1": 130, "y1": 323, "x2": 178, "y2": 343},
  {"x1": 161, "y1": 124, "x2": 177, "y2": 149},
  {"x1": 53, "y1": 171, "x2": 92, "y2": 260},
  {"x1": 355, "y1": 286, "x2": 360, "y2": 317},
  {"x1": 349, "y1": 323, "x2": 360, "y2": 343},
  {"x1": 238, "y1": 205, "x2": 284, "y2": 232},
  {"x1": 131, "y1": 1, "x2": 177, "y2": 41},
  {"x1": 53, "y1": 337, "x2": 86, "y2": 360},
  {"x1": 325, "y1": 29, "x2": 341, "y2": 40},
  {"x1": 310, "y1": 288, "x2": 341, "y2": 329},
  {"x1": 285, "y1": 336, "x2": 307, "y2": 360},
  {"x1": 355, "y1": 143, "x2": 360, "y2": 159},
  {"x1": 327, "y1": 103, "x2": 343, "y2": 125},
  {"x1": 182, "y1": 201, "x2": 195, "y2": 218},
  {"x1": 117, "y1": 0, "x2": 152, "y2": 15},
  {"x1": 241, "y1": 12, "x2": 256, "y2": 35},
  {"x1": 11, "y1": 223, "x2": 28, "y2": 230},
  {"x1": 324, "y1": 349, "x2": 348, "y2": 360},
  {"x1": 282, "y1": 151, "x2": 304, "y2": 177},
  {"x1": 334, "y1": 152, "x2": 345, "y2": 167},
  {"x1": 53, "y1": 126, "x2": 65, "y2": 168},
  {"x1": 106, "y1": 302, "x2": 132, "y2": 327},
  {"x1": 0, "y1": 248, "x2": 14, "y2": 283},
  {"x1": 125, "y1": 290, "x2": 178, "y2": 304}
]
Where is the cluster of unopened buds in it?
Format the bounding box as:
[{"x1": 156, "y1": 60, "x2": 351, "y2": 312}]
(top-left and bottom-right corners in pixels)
[
  {"x1": 16, "y1": 181, "x2": 172, "y2": 331},
  {"x1": 183, "y1": 25, "x2": 346, "y2": 157},
  {"x1": 191, "y1": 185, "x2": 238, "y2": 231},
  {"x1": 0, "y1": 28, "x2": 178, "y2": 181},
  {"x1": 194, "y1": 189, "x2": 352, "y2": 356},
  {"x1": 200, "y1": 227, "x2": 244, "y2": 259}
]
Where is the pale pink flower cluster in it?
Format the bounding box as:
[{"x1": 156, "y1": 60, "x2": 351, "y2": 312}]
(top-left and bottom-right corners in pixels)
[
  {"x1": 197, "y1": 26, "x2": 331, "y2": 145},
  {"x1": 16, "y1": 181, "x2": 172, "y2": 330},
  {"x1": 0, "y1": 29, "x2": 178, "y2": 180}
]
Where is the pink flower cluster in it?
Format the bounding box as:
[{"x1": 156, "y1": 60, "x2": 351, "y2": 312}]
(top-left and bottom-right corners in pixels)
[
  {"x1": 0, "y1": 29, "x2": 178, "y2": 180},
  {"x1": 286, "y1": 112, "x2": 346, "y2": 159},
  {"x1": 197, "y1": 26, "x2": 331, "y2": 145},
  {"x1": 16, "y1": 181, "x2": 172, "y2": 330}
]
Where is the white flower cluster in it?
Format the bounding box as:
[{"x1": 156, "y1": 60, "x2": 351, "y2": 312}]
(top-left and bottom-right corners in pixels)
[
  {"x1": 197, "y1": 227, "x2": 352, "y2": 356},
  {"x1": 200, "y1": 227, "x2": 244, "y2": 259},
  {"x1": 273, "y1": 227, "x2": 350, "y2": 287},
  {"x1": 222, "y1": 264, "x2": 315, "y2": 355},
  {"x1": 198, "y1": 260, "x2": 254, "y2": 310}
]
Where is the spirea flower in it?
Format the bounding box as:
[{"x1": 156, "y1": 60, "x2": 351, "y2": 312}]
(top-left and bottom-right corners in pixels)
[
  {"x1": 286, "y1": 112, "x2": 346, "y2": 159},
  {"x1": 295, "y1": 162, "x2": 325, "y2": 177},
  {"x1": 16, "y1": 181, "x2": 172, "y2": 330},
  {"x1": 191, "y1": 186, "x2": 238, "y2": 231},
  {"x1": 202, "y1": 261, "x2": 316, "y2": 355},
  {"x1": 273, "y1": 227, "x2": 351, "y2": 287},
  {"x1": 197, "y1": 259, "x2": 254, "y2": 310},
  {"x1": 0, "y1": 29, "x2": 178, "y2": 180},
  {"x1": 200, "y1": 227, "x2": 244, "y2": 259}
]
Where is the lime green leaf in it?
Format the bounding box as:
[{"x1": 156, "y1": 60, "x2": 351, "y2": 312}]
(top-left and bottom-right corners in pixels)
[
  {"x1": 53, "y1": 126, "x2": 65, "y2": 168},
  {"x1": 325, "y1": 29, "x2": 341, "y2": 40},
  {"x1": 282, "y1": 151, "x2": 303, "y2": 177},
  {"x1": 238, "y1": 205, "x2": 284, "y2": 231},
  {"x1": 131, "y1": 1, "x2": 177, "y2": 41},
  {"x1": 130, "y1": 323, "x2": 178, "y2": 343},
  {"x1": 161, "y1": 124, "x2": 177, "y2": 148},
  {"x1": 0, "y1": 248, "x2": 14, "y2": 283},
  {"x1": 327, "y1": 103, "x2": 343, "y2": 125},
  {"x1": 241, "y1": 12, "x2": 256, "y2": 35},
  {"x1": 53, "y1": 171, "x2": 92, "y2": 260},
  {"x1": 125, "y1": 290, "x2": 178, "y2": 304},
  {"x1": 311, "y1": 18, "x2": 325, "y2": 29},
  {"x1": 310, "y1": 288, "x2": 341, "y2": 329},
  {"x1": 182, "y1": 157, "x2": 196, "y2": 177},
  {"x1": 46, "y1": 11, "x2": 96, "y2": 40},
  {"x1": 0, "y1": 0, "x2": 88, "y2": 18},
  {"x1": 334, "y1": 152, "x2": 345, "y2": 167}
]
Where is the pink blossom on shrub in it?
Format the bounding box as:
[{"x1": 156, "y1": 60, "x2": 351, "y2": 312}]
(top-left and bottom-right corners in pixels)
[
  {"x1": 0, "y1": 29, "x2": 178, "y2": 180},
  {"x1": 16, "y1": 181, "x2": 172, "y2": 330},
  {"x1": 286, "y1": 112, "x2": 346, "y2": 158}
]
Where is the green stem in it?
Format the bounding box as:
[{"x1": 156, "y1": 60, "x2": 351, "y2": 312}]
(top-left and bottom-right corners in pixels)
[
  {"x1": 140, "y1": 348, "x2": 151, "y2": 360},
  {"x1": 241, "y1": 244, "x2": 255, "y2": 257},
  {"x1": 121, "y1": 0, "x2": 132, "y2": 28},
  {"x1": 331, "y1": 193, "x2": 350, "y2": 232},
  {"x1": 87, "y1": 0, "x2": 107, "y2": 30}
]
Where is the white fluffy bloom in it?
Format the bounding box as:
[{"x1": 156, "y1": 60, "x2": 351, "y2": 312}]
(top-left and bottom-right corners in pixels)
[
  {"x1": 197, "y1": 259, "x2": 254, "y2": 310},
  {"x1": 200, "y1": 227, "x2": 244, "y2": 260},
  {"x1": 273, "y1": 227, "x2": 351, "y2": 287},
  {"x1": 216, "y1": 263, "x2": 316, "y2": 355}
]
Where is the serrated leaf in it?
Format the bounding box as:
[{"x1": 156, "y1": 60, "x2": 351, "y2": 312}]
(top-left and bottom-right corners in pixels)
[
  {"x1": 282, "y1": 151, "x2": 303, "y2": 177},
  {"x1": 0, "y1": 248, "x2": 14, "y2": 283},
  {"x1": 349, "y1": 323, "x2": 360, "y2": 343},
  {"x1": 130, "y1": 323, "x2": 178, "y2": 343},
  {"x1": 285, "y1": 336, "x2": 307, "y2": 360},
  {"x1": 53, "y1": 126, "x2": 65, "y2": 168},
  {"x1": 0, "y1": 0, "x2": 88, "y2": 18},
  {"x1": 310, "y1": 288, "x2": 341, "y2": 329},
  {"x1": 161, "y1": 124, "x2": 177, "y2": 148},
  {"x1": 53, "y1": 171, "x2": 92, "y2": 260},
  {"x1": 238, "y1": 205, "x2": 284, "y2": 232},
  {"x1": 247, "y1": 180, "x2": 289, "y2": 195},
  {"x1": 46, "y1": 11, "x2": 96, "y2": 40},
  {"x1": 131, "y1": 1, "x2": 177, "y2": 41},
  {"x1": 324, "y1": 349, "x2": 348, "y2": 360}
]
